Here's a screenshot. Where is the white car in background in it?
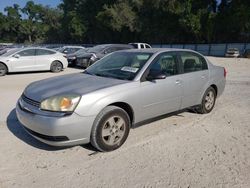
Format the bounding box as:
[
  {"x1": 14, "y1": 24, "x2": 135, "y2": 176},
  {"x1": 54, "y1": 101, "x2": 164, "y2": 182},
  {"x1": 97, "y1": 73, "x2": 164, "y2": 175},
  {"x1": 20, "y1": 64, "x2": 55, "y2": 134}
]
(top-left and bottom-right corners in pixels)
[
  {"x1": 0, "y1": 47, "x2": 68, "y2": 76},
  {"x1": 225, "y1": 48, "x2": 240, "y2": 58},
  {"x1": 129, "y1": 43, "x2": 152, "y2": 49}
]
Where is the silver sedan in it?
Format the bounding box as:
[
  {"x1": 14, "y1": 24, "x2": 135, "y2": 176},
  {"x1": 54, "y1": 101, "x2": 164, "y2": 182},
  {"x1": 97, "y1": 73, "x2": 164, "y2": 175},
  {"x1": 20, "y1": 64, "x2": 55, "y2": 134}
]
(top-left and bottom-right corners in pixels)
[{"x1": 16, "y1": 48, "x2": 226, "y2": 151}]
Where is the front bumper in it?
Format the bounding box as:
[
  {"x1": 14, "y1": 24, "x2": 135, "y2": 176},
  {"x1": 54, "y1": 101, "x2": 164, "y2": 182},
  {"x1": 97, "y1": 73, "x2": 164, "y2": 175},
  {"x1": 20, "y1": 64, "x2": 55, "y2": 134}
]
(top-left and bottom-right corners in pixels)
[
  {"x1": 16, "y1": 100, "x2": 96, "y2": 147},
  {"x1": 76, "y1": 58, "x2": 90, "y2": 68}
]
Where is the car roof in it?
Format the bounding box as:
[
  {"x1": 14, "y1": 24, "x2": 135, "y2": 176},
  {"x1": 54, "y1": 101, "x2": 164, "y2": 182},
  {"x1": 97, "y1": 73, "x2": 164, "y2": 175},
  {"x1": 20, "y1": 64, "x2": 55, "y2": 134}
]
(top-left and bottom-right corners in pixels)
[
  {"x1": 121, "y1": 48, "x2": 198, "y2": 54},
  {"x1": 61, "y1": 46, "x2": 84, "y2": 48},
  {"x1": 14, "y1": 47, "x2": 58, "y2": 53},
  {"x1": 95, "y1": 44, "x2": 133, "y2": 48}
]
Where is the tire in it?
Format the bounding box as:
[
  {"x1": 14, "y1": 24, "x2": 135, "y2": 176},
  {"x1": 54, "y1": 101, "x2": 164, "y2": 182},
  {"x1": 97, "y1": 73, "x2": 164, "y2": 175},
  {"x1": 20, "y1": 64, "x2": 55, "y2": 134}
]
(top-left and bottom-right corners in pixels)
[
  {"x1": 90, "y1": 106, "x2": 131, "y2": 152},
  {"x1": 197, "y1": 87, "x2": 216, "y2": 114},
  {"x1": 0, "y1": 63, "x2": 7, "y2": 76},
  {"x1": 68, "y1": 60, "x2": 76, "y2": 67},
  {"x1": 50, "y1": 61, "x2": 63, "y2": 73}
]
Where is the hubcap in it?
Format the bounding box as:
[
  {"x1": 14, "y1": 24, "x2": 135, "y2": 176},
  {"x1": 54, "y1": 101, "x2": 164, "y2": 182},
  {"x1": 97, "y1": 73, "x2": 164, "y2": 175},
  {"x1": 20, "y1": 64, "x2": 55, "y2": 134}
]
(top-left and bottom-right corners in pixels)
[
  {"x1": 53, "y1": 62, "x2": 61, "y2": 71},
  {"x1": 0, "y1": 66, "x2": 5, "y2": 74},
  {"x1": 102, "y1": 116, "x2": 126, "y2": 146},
  {"x1": 0, "y1": 69, "x2": 5, "y2": 74},
  {"x1": 205, "y1": 91, "x2": 215, "y2": 110}
]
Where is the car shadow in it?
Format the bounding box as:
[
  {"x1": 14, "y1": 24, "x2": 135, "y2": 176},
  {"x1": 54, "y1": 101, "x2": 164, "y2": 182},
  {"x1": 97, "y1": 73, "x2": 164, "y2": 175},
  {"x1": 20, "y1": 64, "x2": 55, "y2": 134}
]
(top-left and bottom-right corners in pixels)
[
  {"x1": 7, "y1": 109, "x2": 96, "y2": 152},
  {"x1": 7, "y1": 70, "x2": 50, "y2": 75}
]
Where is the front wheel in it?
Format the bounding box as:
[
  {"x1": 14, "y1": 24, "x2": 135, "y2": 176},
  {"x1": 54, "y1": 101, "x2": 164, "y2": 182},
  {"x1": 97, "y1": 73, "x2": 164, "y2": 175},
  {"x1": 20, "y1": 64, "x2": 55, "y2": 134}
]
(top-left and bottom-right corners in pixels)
[
  {"x1": 0, "y1": 63, "x2": 7, "y2": 76},
  {"x1": 197, "y1": 87, "x2": 216, "y2": 114},
  {"x1": 50, "y1": 61, "x2": 63, "y2": 73},
  {"x1": 90, "y1": 106, "x2": 130, "y2": 152}
]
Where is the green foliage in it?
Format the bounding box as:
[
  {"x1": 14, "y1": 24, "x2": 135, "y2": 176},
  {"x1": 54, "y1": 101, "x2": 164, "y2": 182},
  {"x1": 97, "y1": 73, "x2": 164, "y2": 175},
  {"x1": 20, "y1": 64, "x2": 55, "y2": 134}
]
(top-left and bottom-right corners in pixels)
[{"x1": 0, "y1": 0, "x2": 249, "y2": 43}]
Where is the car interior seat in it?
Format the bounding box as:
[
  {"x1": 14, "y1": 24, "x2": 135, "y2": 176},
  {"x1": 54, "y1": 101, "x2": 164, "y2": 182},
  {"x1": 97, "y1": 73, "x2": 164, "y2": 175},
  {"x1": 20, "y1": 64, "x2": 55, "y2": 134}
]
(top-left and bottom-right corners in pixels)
[{"x1": 184, "y1": 59, "x2": 196, "y2": 73}]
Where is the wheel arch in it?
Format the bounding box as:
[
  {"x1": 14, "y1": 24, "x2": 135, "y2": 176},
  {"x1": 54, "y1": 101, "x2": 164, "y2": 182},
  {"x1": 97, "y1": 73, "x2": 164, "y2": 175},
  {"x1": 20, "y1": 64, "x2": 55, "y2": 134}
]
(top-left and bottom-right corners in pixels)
[
  {"x1": 108, "y1": 102, "x2": 134, "y2": 125},
  {"x1": 52, "y1": 60, "x2": 63, "y2": 66},
  {"x1": 210, "y1": 84, "x2": 218, "y2": 97},
  {"x1": 0, "y1": 61, "x2": 9, "y2": 72}
]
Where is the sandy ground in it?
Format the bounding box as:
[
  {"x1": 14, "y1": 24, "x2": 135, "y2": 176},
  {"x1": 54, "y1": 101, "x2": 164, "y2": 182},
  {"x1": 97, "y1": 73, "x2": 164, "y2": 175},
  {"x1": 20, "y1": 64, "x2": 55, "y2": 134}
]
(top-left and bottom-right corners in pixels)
[{"x1": 0, "y1": 57, "x2": 250, "y2": 188}]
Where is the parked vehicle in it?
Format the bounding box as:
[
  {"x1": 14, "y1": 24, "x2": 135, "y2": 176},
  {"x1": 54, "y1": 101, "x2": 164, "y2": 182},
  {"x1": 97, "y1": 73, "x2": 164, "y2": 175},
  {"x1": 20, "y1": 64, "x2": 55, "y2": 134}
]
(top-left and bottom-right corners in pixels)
[
  {"x1": 225, "y1": 48, "x2": 240, "y2": 57},
  {"x1": 76, "y1": 44, "x2": 133, "y2": 68},
  {"x1": 58, "y1": 46, "x2": 85, "y2": 54},
  {"x1": 0, "y1": 47, "x2": 68, "y2": 76},
  {"x1": 0, "y1": 47, "x2": 18, "y2": 56},
  {"x1": 16, "y1": 48, "x2": 226, "y2": 151},
  {"x1": 66, "y1": 48, "x2": 89, "y2": 67},
  {"x1": 243, "y1": 49, "x2": 250, "y2": 58},
  {"x1": 129, "y1": 43, "x2": 151, "y2": 49}
]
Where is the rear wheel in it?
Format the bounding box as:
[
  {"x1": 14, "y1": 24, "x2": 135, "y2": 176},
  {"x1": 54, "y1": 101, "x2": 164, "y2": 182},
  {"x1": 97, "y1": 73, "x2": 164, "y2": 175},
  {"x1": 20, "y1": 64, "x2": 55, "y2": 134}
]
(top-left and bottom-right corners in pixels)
[
  {"x1": 50, "y1": 61, "x2": 63, "y2": 73},
  {"x1": 0, "y1": 63, "x2": 7, "y2": 76},
  {"x1": 197, "y1": 87, "x2": 216, "y2": 114},
  {"x1": 90, "y1": 106, "x2": 130, "y2": 152}
]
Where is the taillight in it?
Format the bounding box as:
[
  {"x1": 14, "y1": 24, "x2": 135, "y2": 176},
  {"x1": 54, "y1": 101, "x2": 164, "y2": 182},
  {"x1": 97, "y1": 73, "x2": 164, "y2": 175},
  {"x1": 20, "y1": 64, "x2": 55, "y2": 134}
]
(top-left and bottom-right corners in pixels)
[{"x1": 224, "y1": 67, "x2": 227, "y2": 78}]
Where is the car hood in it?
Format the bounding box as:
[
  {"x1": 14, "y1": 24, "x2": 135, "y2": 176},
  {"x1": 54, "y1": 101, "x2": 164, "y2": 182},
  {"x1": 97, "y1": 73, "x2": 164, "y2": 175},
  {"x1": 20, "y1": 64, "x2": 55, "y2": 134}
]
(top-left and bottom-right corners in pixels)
[
  {"x1": 24, "y1": 73, "x2": 129, "y2": 102},
  {"x1": 0, "y1": 56, "x2": 9, "y2": 61}
]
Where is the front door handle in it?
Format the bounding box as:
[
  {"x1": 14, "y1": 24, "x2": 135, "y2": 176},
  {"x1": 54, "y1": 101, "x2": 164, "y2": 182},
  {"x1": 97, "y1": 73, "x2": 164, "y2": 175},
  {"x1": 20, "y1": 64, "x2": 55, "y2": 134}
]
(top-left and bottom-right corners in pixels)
[
  {"x1": 201, "y1": 75, "x2": 206, "y2": 79},
  {"x1": 175, "y1": 80, "x2": 181, "y2": 84}
]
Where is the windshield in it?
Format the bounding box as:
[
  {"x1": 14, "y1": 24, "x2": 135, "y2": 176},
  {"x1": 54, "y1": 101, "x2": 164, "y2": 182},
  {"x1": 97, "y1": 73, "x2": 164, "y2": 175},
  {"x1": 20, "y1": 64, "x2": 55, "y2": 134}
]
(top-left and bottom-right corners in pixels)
[
  {"x1": 88, "y1": 45, "x2": 107, "y2": 53},
  {"x1": 1, "y1": 48, "x2": 20, "y2": 57},
  {"x1": 75, "y1": 48, "x2": 89, "y2": 55},
  {"x1": 85, "y1": 52, "x2": 153, "y2": 80}
]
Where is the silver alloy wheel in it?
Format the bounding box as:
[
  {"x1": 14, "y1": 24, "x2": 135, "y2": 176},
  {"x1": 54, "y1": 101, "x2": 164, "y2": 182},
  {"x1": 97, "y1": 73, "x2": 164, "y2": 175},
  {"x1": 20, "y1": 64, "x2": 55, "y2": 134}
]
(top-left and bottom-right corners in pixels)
[
  {"x1": 51, "y1": 61, "x2": 62, "y2": 72},
  {"x1": 205, "y1": 91, "x2": 215, "y2": 111},
  {"x1": 0, "y1": 64, "x2": 7, "y2": 76},
  {"x1": 102, "y1": 116, "x2": 126, "y2": 146}
]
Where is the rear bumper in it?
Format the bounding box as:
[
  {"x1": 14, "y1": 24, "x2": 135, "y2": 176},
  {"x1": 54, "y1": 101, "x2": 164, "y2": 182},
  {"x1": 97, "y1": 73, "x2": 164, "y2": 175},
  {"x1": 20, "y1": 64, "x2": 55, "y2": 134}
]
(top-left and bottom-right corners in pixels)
[
  {"x1": 16, "y1": 101, "x2": 96, "y2": 147},
  {"x1": 225, "y1": 54, "x2": 239, "y2": 57},
  {"x1": 216, "y1": 78, "x2": 226, "y2": 98}
]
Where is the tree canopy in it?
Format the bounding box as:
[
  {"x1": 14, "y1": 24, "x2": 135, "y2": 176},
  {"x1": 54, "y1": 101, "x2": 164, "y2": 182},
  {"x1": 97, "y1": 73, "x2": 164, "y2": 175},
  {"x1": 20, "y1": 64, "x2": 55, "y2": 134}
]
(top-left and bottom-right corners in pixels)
[{"x1": 0, "y1": 0, "x2": 249, "y2": 44}]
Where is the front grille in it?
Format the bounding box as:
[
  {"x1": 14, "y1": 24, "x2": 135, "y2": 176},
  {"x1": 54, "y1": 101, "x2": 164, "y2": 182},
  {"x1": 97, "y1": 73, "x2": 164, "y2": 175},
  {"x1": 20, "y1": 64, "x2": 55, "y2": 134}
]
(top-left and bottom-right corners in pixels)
[
  {"x1": 21, "y1": 94, "x2": 40, "y2": 107},
  {"x1": 23, "y1": 126, "x2": 69, "y2": 142}
]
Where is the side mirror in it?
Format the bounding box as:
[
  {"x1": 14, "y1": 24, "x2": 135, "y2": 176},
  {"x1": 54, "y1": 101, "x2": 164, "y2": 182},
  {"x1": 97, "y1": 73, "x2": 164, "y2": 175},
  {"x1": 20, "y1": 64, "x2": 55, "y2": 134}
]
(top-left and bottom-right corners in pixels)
[
  {"x1": 13, "y1": 54, "x2": 20, "y2": 58},
  {"x1": 147, "y1": 72, "x2": 166, "y2": 81}
]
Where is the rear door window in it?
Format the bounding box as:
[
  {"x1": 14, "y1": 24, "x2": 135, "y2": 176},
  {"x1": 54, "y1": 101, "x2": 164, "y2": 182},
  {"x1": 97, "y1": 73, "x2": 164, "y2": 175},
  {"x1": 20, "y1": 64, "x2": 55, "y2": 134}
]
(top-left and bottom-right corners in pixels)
[
  {"x1": 36, "y1": 49, "x2": 55, "y2": 56},
  {"x1": 179, "y1": 52, "x2": 208, "y2": 73}
]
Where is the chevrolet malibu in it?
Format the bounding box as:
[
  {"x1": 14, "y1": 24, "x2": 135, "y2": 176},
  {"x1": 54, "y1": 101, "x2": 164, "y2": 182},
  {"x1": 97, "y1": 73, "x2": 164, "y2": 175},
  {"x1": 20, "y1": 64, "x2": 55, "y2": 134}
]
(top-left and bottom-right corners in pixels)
[
  {"x1": 0, "y1": 47, "x2": 68, "y2": 76},
  {"x1": 16, "y1": 49, "x2": 226, "y2": 151}
]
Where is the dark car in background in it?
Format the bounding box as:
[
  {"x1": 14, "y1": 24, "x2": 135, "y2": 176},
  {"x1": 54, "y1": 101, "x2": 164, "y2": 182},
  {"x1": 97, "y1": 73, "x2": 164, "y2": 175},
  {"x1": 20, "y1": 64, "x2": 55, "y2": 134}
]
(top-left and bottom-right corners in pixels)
[
  {"x1": 66, "y1": 48, "x2": 89, "y2": 66},
  {"x1": 76, "y1": 44, "x2": 134, "y2": 68},
  {"x1": 58, "y1": 46, "x2": 85, "y2": 54}
]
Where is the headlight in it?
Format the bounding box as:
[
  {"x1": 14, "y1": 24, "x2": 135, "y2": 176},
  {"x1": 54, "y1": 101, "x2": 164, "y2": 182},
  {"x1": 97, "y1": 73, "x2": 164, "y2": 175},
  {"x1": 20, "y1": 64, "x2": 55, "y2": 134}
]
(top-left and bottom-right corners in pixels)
[
  {"x1": 69, "y1": 56, "x2": 76, "y2": 60},
  {"x1": 40, "y1": 95, "x2": 81, "y2": 112},
  {"x1": 90, "y1": 54, "x2": 97, "y2": 61}
]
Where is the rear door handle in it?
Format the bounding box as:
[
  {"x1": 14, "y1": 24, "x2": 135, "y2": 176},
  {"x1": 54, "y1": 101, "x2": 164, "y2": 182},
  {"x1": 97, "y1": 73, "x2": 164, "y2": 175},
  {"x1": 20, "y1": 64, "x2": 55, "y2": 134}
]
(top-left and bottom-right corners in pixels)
[{"x1": 201, "y1": 75, "x2": 206, "y2": 79}]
